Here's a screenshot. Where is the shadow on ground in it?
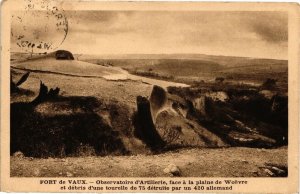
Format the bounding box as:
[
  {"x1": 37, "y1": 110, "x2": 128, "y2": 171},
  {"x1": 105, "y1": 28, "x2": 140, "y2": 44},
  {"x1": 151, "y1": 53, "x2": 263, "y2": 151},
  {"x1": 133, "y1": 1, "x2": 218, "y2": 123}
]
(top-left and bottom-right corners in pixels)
[{"x1": 11, "y1": 95, "x2": 132, "y2": 157}]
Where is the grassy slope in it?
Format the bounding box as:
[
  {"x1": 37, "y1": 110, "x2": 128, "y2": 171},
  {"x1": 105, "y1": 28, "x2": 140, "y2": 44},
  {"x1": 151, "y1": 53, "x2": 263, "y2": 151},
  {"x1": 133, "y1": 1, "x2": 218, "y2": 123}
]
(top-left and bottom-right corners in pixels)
[
  {"x1": 11, "y1": 52, "x2": 288, "y2": 84},
  {"x1": 79, "y1": 58, "x2": 221, "y2": 77},
  {"x1": 11, "y1": 57, "x2": 122, "y2": 77},
  {"x1": 11, "y1": 68, "x2": 153, "y2": 107},
  {"x1": 79, "y1": 54, "x2": 287, "y2": 86}
]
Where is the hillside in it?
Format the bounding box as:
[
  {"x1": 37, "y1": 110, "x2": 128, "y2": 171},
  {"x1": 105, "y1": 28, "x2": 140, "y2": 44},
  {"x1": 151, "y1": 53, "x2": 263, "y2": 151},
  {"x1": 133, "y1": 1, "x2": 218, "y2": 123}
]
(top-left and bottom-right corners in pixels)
[
  {"x1": 78, "y1": 54, "x2": 287, "y2": 90},
  {"x1": 78, "y1": 53, "x2": 287, "y2": 66},
  {"x1": 10, "y1": 51, "x2": 288, "y2": 177},
  {"x1": 11, "y1": 57, "x2": 122, "y2": 77},
  {"x1": 11, "y1": 53, "x2": 188, "y2": 88}
]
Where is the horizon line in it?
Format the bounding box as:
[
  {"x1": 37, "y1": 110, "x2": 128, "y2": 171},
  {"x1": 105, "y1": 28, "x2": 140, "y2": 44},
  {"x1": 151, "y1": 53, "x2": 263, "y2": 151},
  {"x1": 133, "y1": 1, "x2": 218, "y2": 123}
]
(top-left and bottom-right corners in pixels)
[{"x1": 10, "y1": 51, "x2": 288, "y2": 61}]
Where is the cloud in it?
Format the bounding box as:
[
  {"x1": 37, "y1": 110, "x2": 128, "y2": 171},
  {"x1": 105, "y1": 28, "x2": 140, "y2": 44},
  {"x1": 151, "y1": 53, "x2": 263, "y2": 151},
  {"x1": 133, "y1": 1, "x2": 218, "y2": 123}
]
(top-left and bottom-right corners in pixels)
[
  {"x1": 247, "y1": 12, "x2": 288, "y2": 43},
  {"x1": 11, "y1": 11, "x2": 288, "y2": 59},
  {"x1": 65, "y1": 11, "x2": 135, "y2": 34}
]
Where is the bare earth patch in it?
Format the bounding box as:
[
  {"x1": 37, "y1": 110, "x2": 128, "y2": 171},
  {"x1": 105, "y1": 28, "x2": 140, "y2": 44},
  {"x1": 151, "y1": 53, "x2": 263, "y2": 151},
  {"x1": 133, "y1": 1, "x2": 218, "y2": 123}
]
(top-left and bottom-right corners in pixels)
[{"x1": 11, "y1": 147, "x2": 287, "y2": 177}]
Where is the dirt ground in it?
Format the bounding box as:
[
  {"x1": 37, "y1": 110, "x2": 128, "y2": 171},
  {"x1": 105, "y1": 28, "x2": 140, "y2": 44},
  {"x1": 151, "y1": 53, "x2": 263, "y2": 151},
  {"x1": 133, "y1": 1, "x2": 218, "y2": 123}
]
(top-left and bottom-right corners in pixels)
[
  {"x1": 11, "y1": 69, "x2": 152, "y2": 108},
  {"x1": 10, "y1": 56, "x2": 288, "y2": 178},
  {"x1": 11, "y1": 147, "x2": 287, "y2": 177}
]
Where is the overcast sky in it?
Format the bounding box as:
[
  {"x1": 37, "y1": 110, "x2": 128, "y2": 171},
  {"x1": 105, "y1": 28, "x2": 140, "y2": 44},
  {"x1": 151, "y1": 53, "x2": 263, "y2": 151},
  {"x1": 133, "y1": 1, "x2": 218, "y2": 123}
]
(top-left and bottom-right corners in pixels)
[{"x1": 11, "y1": 11, "x2": 288, "y2": 59}]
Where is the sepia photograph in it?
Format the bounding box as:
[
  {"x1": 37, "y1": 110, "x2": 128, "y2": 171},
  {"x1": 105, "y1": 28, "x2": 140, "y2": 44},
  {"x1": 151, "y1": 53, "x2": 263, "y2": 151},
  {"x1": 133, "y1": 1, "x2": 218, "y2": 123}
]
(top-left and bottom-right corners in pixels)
[
  {"x1": 9, "y1": 7, "x2": 289, "y2": 178},
  {"x1": 1, "y1": 1, "x2": 299, "y2": 193}
]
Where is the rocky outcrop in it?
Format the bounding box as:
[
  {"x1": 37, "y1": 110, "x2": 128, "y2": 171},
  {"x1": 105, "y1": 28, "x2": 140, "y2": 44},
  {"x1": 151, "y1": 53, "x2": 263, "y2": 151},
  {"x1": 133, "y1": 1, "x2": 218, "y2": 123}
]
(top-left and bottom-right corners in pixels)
[
  {"x1": 205, "y1": 91, "x2": 228, "y2": 102},
  {"x1": 11, "y1": 72, "x2": 287, "y2": 158},
  {"x1": 155, "y1": 110, "x2": 227, "y2": 148},
  {"x1": 149, "y1": 85, "x2": 168, "y2": 123},
  {"x1": 192, "y1": 96, "x2": 206, "y2": 116},
  {"x1": 134, "y1": 85, "x2": 228, "y2": 150},
  {"x1": 166, "y1": 85, "x2": 287, "y2": 148},
  {"x1": 133, "y1": 96, "x2": 165, "y2": 151}
]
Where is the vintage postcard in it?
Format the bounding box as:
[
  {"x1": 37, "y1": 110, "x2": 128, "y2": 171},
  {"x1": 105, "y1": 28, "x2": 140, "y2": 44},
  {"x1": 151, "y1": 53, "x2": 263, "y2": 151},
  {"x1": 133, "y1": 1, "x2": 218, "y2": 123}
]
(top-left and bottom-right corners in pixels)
[{"x1": 0, "y1": 0, "x2": 299, "y2": 193}]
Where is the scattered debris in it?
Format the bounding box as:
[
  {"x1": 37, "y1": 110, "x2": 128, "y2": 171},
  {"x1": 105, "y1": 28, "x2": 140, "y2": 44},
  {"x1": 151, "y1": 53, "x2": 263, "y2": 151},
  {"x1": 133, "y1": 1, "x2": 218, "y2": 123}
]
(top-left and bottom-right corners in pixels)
[
  {"x1": 264, "y1": 168, "x2": 274, "y2": 176},
  {"x1": 271, "y1": 166, "x2": 285, "y2": 174},
  {"x1": 66, "y1": 172, "x2": 73, "y2": 177},
  {"x1": 263, "y1": 163, "x2": 288, "y2": 177},
  {"x1": 31, "y1": 81, "x2": 60, "y2": 105},
  {"x1": 33, "y1": 168, "x2": 40, "y2": 176},
  {"x1": 163, "y1": 163, "x2": 181, "y2": 176}
]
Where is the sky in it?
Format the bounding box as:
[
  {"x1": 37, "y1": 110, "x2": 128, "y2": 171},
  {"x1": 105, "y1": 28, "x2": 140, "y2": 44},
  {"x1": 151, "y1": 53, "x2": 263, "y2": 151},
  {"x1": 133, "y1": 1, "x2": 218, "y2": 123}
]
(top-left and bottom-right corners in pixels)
[{"x1": 11, "y1": 11, "x2": 288, "y2": 59}]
